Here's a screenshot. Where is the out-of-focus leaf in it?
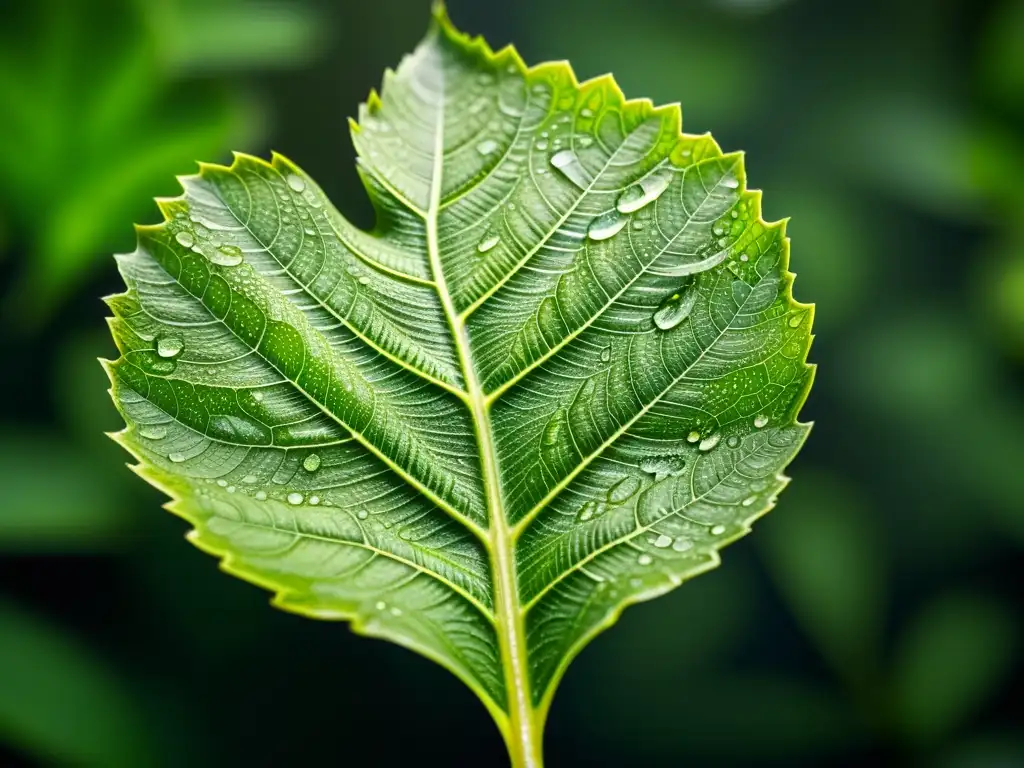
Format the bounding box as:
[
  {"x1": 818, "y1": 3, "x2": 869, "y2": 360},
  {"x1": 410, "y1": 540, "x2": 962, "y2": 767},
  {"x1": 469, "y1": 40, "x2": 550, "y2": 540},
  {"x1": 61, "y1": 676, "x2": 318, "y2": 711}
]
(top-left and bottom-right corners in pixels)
[
  {"x1": 759, "y1": 471, "x2": 884, "y2": 685},
  {"x1": 891, "y1": 593, "x2": 1019, "y2": 745},
  {"x1": 978, "y1": 0, "x2": 1024, "y2": 110},
  {"x1": 939, "y1": 731, "x2": 1024, "y2": 768},
  {"x1": 975, "y1": 248, "x2": 1024, "y2": 358},
  {"x1": 143, "y1": 0, "x2": 323, "y2": 72},
  {"x1": 0, "y1": 599, "x2": 152, "y2": 767},
  {"x1": 0, "y1": 433, "x2": 133, "y2": 550}
]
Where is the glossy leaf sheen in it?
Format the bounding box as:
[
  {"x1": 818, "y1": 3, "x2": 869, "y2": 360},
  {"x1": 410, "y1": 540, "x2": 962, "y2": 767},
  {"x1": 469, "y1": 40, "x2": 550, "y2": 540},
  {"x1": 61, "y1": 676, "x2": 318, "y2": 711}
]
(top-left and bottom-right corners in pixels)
[{"x1": 105, "y1": 6, "x2": 813, "y2": 764}]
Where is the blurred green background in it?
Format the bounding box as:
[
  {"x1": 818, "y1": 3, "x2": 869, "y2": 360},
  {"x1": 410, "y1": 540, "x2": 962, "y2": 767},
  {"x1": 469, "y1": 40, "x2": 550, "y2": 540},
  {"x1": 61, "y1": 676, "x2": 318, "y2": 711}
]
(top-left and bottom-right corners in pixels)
[{"x1": 1, "y1": 0, "x2": 1021, "y2": 765}]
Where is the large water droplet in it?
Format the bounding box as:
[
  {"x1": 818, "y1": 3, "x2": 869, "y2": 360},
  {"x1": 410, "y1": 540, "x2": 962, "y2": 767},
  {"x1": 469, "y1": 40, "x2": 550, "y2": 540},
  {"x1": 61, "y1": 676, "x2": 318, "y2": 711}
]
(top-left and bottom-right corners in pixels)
[
  {"x1": 477, "y1": 232, "x2": 500, "y2": 253},
  {"x1": 687, "y1": 431, "x2": 701, "y2": 443},
  {"x1": 588, "y1": 211, "x2": 626, "y2": 241},
  {"x1": 672, "y1": 537, "x2": 693, "y2": 552},
  {"x1": 168, "y1": 452, "x2": 186, "y2": 463},
  {"x1": 789, "y1": 313, "x2": 805, "y2": 328},
  {"x1": 711, "y1": 524, "x2": 726, "y2": 535},
  {"x1": 286, "y1": 174, "x2": 305, "y2": 192},
  {"x1": 303, "y1": 454, "x2": 321, "y2": 472},
  {"x1": 616, "y1": 170, "x2": 671, "y2": 214},
  {"x1": 287, "y1": 492, "x2": 304, "y2": 505},
  {"x1": 753, "y1": 414, "x2": 769, "y2": 429},
  {"x1": 698, "y1": 433, "x2": 721, "y2": 452},
  {"x1": 653, "y1": 282, "x2": 698, "y2": 330},
  {"x1": 174, "y1": 230, "x2": 195, "y2": 248},
  {"x1": 653, "y1": 534, "x2": 673, "y2": 548},
  {"x1": 156, "y1": 336, "x2": 183, "y2": 358},
  {"x1": 209, "y1": 244, "x2": 244, "y2": 267},
  {"x1": 140, "y1": 425, "x2": 167, "y2": 440},
  {"x1": 550, "y1": 150, "x2": 589, "y2": 189},
  {"x1": 607, "y1": 476, "x2": 641, "y2": 504},
  {"x1": 357, "y1": 509, "x2": 369, "y2": 520},
  {"x1": 477, "y1": 139, "x2": 500, "y2": 156}
]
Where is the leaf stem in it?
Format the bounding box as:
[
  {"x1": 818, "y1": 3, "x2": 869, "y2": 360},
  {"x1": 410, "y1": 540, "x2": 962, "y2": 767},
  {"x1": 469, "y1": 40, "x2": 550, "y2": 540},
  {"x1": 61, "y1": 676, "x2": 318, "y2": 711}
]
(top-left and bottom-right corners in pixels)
[{"x1": 424, "y1": 81, "x2": 544, "y2": 767}]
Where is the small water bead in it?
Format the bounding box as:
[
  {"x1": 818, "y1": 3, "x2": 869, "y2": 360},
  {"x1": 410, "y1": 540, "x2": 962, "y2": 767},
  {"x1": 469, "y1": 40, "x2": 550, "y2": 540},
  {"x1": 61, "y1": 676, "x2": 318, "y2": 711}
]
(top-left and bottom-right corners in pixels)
[
  {"x1": 168, "y1": 452, "x2": 186, "y2": 463},
  {"x1": 217, "y1": 479, "x2": 228, "y2": 487},
  {"x1": 577, "y1": 136, "x2": 593, "y2": 148},
  {"x1": 210, "y1": 244, "x2": 244, "y2": 267},
  {"x1": 617, "y1": 171, "x2": 671, "y2": 214},
  {"x1": 226, "y1": 486, "x2": 236, "y2": 494},
  {"x1": 653, "y1": 282, "x2": 698, "y2": 331},
  {"x1": 357, "y1": 510, "x2": 369, "y2": 520},
  {"x1": 740, "y1": 254, "x2": 749, "y2": 262},
  {"x1": 287, "y1": 492, "x2": 304, "y2": 505},
  {"x1": 252, "y1": 391, "x2": 264, "y2": 402},
  {"x1": 536, "y1": 140, "x2": 548, "y2": 151},
  {"x1": 358, "y1": 276, "x2": 371, "y2": 286},
  {"x1": 726, "y1": 435, "x2": 741, "y2": 449},
  {"x1": 174, "y1": 230, "x2": 195, "y2": 248},
  {"x1": 286, "y1": 174, "x2": 306, "y2": 192},
  {"x1": 698, "y1": 433, "x2": 721, "y2": 451},
  {"x1": 687, "y1": 431, "x2": 701, "y2": 443},
  {"x1": 637, "y1": 553, "x2": 653, "y2": 566},
  {"x1": 254, "y1": 490, "x2": 268, "y2": 501},
  {"x1": 303, "y1": 454, "x2": 321, "y2": 472},
  {"x1": 476, "y1": 139, "x2": 500, "y2": 156},
  {"x1": 587, "y1": 211, "x2": 626, "y2": 241},
  {"x1": 375, "y1": 601, "x2": 387, "y2": 611},
  {"x1": 653, "y1": 534, "x2": 673, "y2": 549},
  {"x1": 599, "y1": 346, "x2": 611, "y2": 363},
  {"x1": 477, "y1": 232, "x2": 500, "y2": 253},
  {"x1": 742, "y1": 496, "x2": 757, "y2": 507},
  {"x1": 390, "y1": 606, "x2": 403, "y2": 616},
  {"x1": 711, "y1": 524, "x2": 726, "y2": 535},
  {"x1": 753, "y1": 414, "x2": 770, "y2": 429},
  {"x1": 672, "y1": 538, "x2": 693, "y2": 552},
  {"x1": 242, "y1": 474, "x2": 258, "y2": 484},
  {"x1": 581, "y1": 108, "x2": 594, "y2": 118},
  {"x1": 140, "y1": 425, "x2": 167, "y2": 440},
  {"x1": 309, "y1": 496, "x2": 320, "y2": 506},
  {"x1": 788, "y1": 313, "x2": 805, "y2": 328}
]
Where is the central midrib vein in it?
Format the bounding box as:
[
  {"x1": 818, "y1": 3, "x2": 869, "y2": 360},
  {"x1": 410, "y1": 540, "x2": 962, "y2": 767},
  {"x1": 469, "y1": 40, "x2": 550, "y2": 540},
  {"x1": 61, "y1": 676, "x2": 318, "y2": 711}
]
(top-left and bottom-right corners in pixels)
[{"x1": 421, "y1": 56, "x2": 541, "y2": 768}]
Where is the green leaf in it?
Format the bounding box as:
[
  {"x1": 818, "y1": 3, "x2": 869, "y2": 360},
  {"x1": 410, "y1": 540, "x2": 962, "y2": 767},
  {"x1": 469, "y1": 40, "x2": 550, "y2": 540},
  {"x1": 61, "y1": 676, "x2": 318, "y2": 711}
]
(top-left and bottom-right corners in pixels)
[
  {"x1": 0, "y1": 599, "x2": 153, "y2": 766},
  {"x1": 104, "y1": 5, "x2": 813, "y2": 764}
]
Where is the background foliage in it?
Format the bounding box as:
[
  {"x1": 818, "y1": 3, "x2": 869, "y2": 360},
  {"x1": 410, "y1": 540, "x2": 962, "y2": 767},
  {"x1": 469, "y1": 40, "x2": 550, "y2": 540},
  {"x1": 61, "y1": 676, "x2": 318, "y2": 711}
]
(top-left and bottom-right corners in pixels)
[{"x1": 0, "y1": 0, "x2": 1021, "y2": 765}]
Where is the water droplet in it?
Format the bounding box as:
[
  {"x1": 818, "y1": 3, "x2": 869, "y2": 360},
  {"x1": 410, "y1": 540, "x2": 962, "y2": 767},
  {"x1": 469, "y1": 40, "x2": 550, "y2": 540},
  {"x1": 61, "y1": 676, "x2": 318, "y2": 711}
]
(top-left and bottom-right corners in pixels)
[
  {"x1": 581, "y1": 108, "x2": 594, "y2": 118},
  {"x1": 577, "y1": 500, "x2": 599, "y2": 522},
  {"x1": 711, "y1": 524, "x2": 726, "y2": 535},
  {"x1": 653, "y1": 534, "x2": 673, "y2": 548},
  {"x1": 242, "y1": 474, "x2": 258, "y2": 484},
  {"x1": 637, "y1": 553, "x2": 653, "y2": 565},
  {"x1": 616, "y1": 171, "x2": 671, "y2": 214},
  {"x1": 587, "y1": 211, "x2": 626, "y2": 241},
  {"x1": 303, "y1": 454, "x2": 321, "y2": 472},
  {"x1": 287, "y1": 174, "x2": 306, "y2": 192},
  {"x1": 287, "y1": 492, "x2": 304, "y2": 505},
  {"x1": 600, "y1": 346, "x2": 611, "y2": 363},
  {"x1": 309, "y1": 495, "x2": 320, "y2": 505},
  {"x1": 168, "y1": 452, "x2": 186, "y2": 463},
  {"x1": 633, "y1": 221, "x2": 644, "y2": 230},
  {"x1": 672, "y1": 537, "x2": 693, "y2": 552},
  {"x1": 255, "y1": 490, "x2": 267, "y2": 501},
  {"x1": 375, "y1": 600, "x2": 387, "y2": 611},
  {"x1": 577, "y1": 136, "x2": 593, "y2": 148},
  {"x1": 477, "y1": 232, "x2": 500, "y2": 253},
  {"x1": 698, "y1": 433, "x2": 721, "y2": 452},
  {"x1": 140, "y1": 425, "x2": 167, "y2": 440},
  {"x1": 390, "y1": 606, "x2": 403, "y2": 616},
  {"x1": 252, "y1": 391, "x2": 264, "y2": 402},
  {"x1": 174, "y1": 230, "x2": 194, "y2": 248},
  {"x1": 357, "y1": 509, "x2": 368, "y2": 520},
  {"x1": 477, "y1": 139, "x2": 500, "y2": 156},
  {"x1": 723, "y1": 177, "x2": 739, "y2": 189},
  {"x1": 217, "y1": 479, "x2": 228, "y2": 487},
  {"x1": 607, "y1": 476, "x2": 641, "y2": 504},
  {"x1": 687, "y1": 430, "x2": 701, "y2": 443},
  {"x1": 358, "y1": 276, "x2": 370, "y2": 286},
  {"x1": 753, "y1": 414, "x2": 769, "y2": 428},
  {"x1": 638, "y1": 455, "x2": 686, "y2": 481},
  {"x1": 226, "y1": 486, "x2": 236, "y2": 493},
  {"x1": 156, "y1": 336, "x2": 183, "y2": 358},
  {"x1": 210, "y1": 244, "x2": 244, "y2": 267},
  {"x1": 788, "y1": 313, "x2": 805, "y2": 328},
  {"x1": 536, "y1": 140, "x2": 548, "y2": 151},
  {"x1": 742, "y1": 496, "x2": 756, "y2": 507},
  {"x1": 653, "y1": 282, "x2": 698, "y2": 330},
  {"x1": 550, "y1": 150, "x2": 589, "y2": 189},
  {"x1": 740, "y1": 254, "x2": 749, "y2": 262},
  {"x1": 726, "y1": 435, "x2": 741, "y2": 449}
]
